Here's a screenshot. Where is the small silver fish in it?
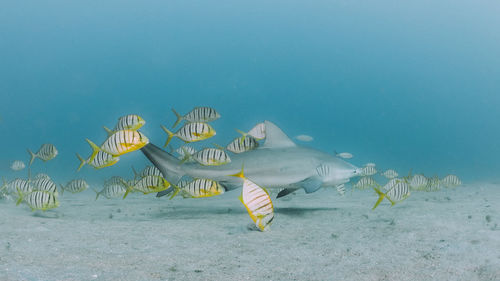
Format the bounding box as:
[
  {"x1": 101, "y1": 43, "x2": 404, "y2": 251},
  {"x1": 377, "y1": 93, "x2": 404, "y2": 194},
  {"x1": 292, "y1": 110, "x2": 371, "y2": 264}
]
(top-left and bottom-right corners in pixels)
[
  {"x1": 172, "y1": 107, "x2": 220, "y2": 128},
  {"x1": 94, "y1": 184, "x2": 127, "y2": 200},
  {"x1": 192, "y1": 148, "x2": 231, "y2": 166},
  {"x1": 104, "y1": 114, "x2": 146, "y2": 136},
  {"x1": 10, "y1": 160, "x2": 25, "y2": 171},
  {"x1": 33, "y1": 173, "x2": 51, "y2": 181},
  {"x1": 100, "y1": 130, "x2": 149, "y2": 156},
  {"x1": 31, "y1": 178, "x2": 58, "y2": 196},
  {"x1": 171, "y1": 178, "x2": 225, "y2": 199},
  {"x1": 17, "y1": 190, "x2": 59, "y2": 211},
  {"x1": 76, "y1": 139, "x2": 120, "y2": 171},
  {"x1": 295, "y1": 135, "x2": 314, "y2": 142},
  {"x1": 409, "y1": 174, "x2": 428, "y2": 191},
  {"x1": 381, "y1": 169, "x2": 398, "y2": 179},
  {"x1": 61, "y1": 179, "x2": 89, "y2": 194},
  {"x1": 353, "y1": 177, "x2": 377, "y2": 190},
  {"x1": 133, "y1": 165, "x2": 164, "y2": 178},
  {"x1": 176, "y1": 145, "x2": 197, "y2": 162},
  {"x1": 226, "y1": 136, "x2": 259, "y2": 154},
  {"x1": 6, "y1": 179, "x2": 33, "y2": 195},
  {"x1": 361, "y1": 166, "x2": 377, "y2": 176},
  {"x1": 335, "y1": 151, "x2": 353, "y2": 159},
  {"x1": 28, "y1": 144, "x2": 58, "y2": 165},
  {"x1": 162, "y1": 123, "x2": 216, "y2": 147},
  {"x1": 122, "y1": 176, "x2": 171, "y2": 198},
  {"x1": 441, "y1": 175, "x2": 461, "y2": 188},
  {"x1": 373, "y1": 179, "x2": 410, "y2": 209}
]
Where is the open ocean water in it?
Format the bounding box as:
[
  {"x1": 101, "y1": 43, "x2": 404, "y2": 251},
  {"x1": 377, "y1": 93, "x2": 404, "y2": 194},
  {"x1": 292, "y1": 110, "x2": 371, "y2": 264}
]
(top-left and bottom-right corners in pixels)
[{"x1": 1, "y1": 1, "x2": 499, "y2": 281}]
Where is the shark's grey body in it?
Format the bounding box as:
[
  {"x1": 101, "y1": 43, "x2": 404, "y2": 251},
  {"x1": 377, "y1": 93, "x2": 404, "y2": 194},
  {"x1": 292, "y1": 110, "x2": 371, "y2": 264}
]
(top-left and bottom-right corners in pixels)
[{"x1": 141, "y1": 121, "x2": 361, "y2": 197}]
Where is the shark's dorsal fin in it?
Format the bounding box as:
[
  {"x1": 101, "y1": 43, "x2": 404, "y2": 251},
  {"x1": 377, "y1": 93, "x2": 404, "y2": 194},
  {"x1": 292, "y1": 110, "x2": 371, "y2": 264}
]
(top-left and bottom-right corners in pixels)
[{"x1": 262, "y1": 121, "x2": 296, "y2": 148}]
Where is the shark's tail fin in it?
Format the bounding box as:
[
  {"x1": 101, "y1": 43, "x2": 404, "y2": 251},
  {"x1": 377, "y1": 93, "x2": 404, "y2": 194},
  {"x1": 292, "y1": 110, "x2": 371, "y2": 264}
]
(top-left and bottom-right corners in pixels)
[{"x1": 140, "y1": 143, "x2": 184, "y2": 198}]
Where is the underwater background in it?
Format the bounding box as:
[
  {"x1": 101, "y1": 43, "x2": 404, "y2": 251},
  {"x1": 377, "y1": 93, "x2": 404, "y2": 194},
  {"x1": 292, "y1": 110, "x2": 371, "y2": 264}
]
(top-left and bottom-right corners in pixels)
[{"x1": 1, "y1": 1, "x2": 500, "y2": 183}]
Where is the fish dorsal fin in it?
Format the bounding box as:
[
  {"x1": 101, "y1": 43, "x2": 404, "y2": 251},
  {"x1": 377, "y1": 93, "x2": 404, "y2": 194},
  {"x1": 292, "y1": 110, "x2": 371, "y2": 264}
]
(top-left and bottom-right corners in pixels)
[{"x1": 262, "y1": 121, "x2": 296, "y2": 148}]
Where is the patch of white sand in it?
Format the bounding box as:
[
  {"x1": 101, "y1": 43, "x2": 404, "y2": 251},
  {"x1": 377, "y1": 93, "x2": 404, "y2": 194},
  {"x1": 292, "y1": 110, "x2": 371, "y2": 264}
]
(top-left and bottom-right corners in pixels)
[{"x1": 0, "y1": 183, "x2": 499, "y2": 281}]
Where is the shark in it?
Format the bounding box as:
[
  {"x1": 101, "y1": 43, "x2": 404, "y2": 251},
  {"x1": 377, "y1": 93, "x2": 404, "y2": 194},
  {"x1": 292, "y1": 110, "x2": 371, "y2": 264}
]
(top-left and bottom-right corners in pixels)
[{"x1": 140, "y1": 121, "x2": 361, "y2": 198}]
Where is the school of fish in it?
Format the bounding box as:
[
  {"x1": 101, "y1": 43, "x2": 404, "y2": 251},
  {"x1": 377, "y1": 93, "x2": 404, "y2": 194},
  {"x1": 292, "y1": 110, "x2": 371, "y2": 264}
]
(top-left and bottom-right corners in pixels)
[{"x1": 0, "y1": 108, "x2": 463, "y2": 231}]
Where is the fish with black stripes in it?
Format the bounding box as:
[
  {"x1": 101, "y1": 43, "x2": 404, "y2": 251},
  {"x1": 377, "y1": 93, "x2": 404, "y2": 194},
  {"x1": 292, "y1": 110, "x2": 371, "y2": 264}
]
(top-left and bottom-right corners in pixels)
[
  {"x1": 103, "y1": 114, "x2": 146, "y2": 136},
  {"x1": 76, "y1": 139, "x2": 120, "y2": 171},
  {"x1": 381, "y1": 169, "x2": 398, "y2": 179},
  {"x1": 171, "y1": 107, "x2": 220, "y2": 128},
  {"x1": 61, "y1": 179, "x2": 89, "y2": 195},
  {"x1": 441, "y1": 174, "x2": 461, "y2": 188},
  {"x1": 230, "y1": 167, "x2": 274, "y2": 231},
  {"x1": 161, "y1": 122, "x2": 216, "y2": 147},
  {"x1": 32, "y1": 177, "x2": 59, "y2": 196},
  {"x1": 372, "y1": 178, "x2": 410, "y2": 209},
  {"x1": 192, "y1": 148, "x2": 231, "y2": 166},
  {"x1": 226, "y1": 135, "x2": 259, "y2": 154},
  {"x1": 170, "y1": 178, "x2": 225, "y2": 199},
  {"x1": 176, "y1": 145, "x2": 197, "y2": 162},
  {"x1": 16, "y1": 190, "x2": 59, "y2": 211},
  {"x1": 100, "y1": 130, "x2": 149, "y2": 156},
  {"x1": 93, "y1": 184, "x2": 127, "y2": 200},
  {"x1": 121, "y1": 176, "x2": 171, "y2": 199},
  {"x1": 28, "y1": 143, "x2": 58, "y2": 165}
]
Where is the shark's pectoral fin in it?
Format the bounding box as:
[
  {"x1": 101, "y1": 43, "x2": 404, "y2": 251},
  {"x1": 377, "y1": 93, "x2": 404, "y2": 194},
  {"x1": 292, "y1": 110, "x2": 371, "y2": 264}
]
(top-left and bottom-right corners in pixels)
[
  {"x1": 300, "y1": 177, "x2": 323, "y2": 194},
  {"x1": 276, "y1": 187, "x2": 300, "y2": 198}
]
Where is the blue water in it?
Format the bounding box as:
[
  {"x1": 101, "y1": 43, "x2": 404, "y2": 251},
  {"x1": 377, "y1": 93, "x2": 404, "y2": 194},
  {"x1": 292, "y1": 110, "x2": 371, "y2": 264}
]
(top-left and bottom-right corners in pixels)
[{"x1": 1, "y1": 1, "x2": 499, "y2": 183}]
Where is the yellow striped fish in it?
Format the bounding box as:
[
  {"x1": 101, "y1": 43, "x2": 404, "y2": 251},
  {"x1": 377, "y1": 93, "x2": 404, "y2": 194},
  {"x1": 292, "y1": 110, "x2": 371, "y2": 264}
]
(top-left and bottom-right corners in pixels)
[
  {"x1": 32, "y1": 178, "x2": 59, "y2": 196},
  {"x1": 176, "y1": 145, "x2": 197, "y2": 162},
  {"x1": 61, "y1": 179, "x2": 89, "y2": 195},
  {"x1": 33, "y1": 173, "x2": 51, "y2": 181},
  {"x1": 226, "y1": 136, "x2": 259, "y2": 154},
  {"x1": 353, "y1": 176, "x2": 377, "y2": 190},
  {"x1": 230, "y1": 167, "x2": 274, "y2": 231},
  {"x1": 170, "y1": 178, "x2": 225, "y2": 199},
  {"x1": 373, "y1": 179, "x2": 410, "y2": 210},
  {"x1": 121, "y1": 176, "x2": 170, "y2": 199},
  {"x1": 172, "y1": 107, "x2": 220, "y2": 128},
  {"x1": 28, "y1": 143, "x2": 58, "y2": 165},
  {"x1": 100, "y1": 130, "x2": 149, "y2": 156},
  {"x1": 409, "y1": 174, "x2": 428, "y2": 191},
  {"x1": 103, "y1": 114, "x2": 146, "y2": 136},
  {"x1": 93, "y1": 184, "x2": 127, "y2": 200},
  {"x1": 381, "y1": 169, "x2": 398, "y2": 179},
  {"x1": 361, "y1": 165, "x2": 377, "y2": 176},
  {"x1": 441, "y1": 175, "x2": 461, "y2": 188},
  {"x1": 132, "y1": 165, "x2": 164, "y2": 179},
  {"x1": 6, "y1": 178, "x2": 33, "y2": 195},
  {"x1": 76, "y1": 139, "x2": 120, "y2": 171},
  {"x1": 16, "y1": 190, "x2": 59, "y2": 211},
  {"x1": 192, "y1": 148, "x2": 231, "y2": 166},
  {"x1": 236, "y1": 122, "x2": 266, "y2": 140},
  {"x1": 161, "y1": 123, "x2": 216, "y2": 147}
]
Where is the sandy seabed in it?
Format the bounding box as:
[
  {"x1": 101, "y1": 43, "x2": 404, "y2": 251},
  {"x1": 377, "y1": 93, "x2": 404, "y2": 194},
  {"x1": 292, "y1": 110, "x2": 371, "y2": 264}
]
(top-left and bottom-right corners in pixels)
[{"x1": 1, "y1": 183, "x2": 499, "y2": 281}]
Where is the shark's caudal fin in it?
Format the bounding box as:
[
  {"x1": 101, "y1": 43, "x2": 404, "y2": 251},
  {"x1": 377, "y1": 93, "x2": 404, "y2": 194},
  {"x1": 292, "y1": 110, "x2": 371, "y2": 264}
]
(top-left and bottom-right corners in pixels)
[
  {"x1": 140, "y1": 144, "x2": 184, "y2": 197},
  {"x1": 261, "y1": 121, "x2": 296, "y2": 149}
]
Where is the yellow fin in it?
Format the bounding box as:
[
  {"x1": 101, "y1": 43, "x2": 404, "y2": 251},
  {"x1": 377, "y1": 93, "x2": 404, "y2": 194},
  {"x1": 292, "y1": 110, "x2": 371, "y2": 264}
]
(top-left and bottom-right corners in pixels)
[
  {"x1": 75, "y1": 153, "x2": 86, "y2": 172},
  {"x1": 103, "y1": 126, "x2": 114, "y2": 136},
  {"x1": 161, "y1": 125, "x2": 174, "y2": 148},
  {"x1": 85, "y1": 139, "x2": 101, "y2": 161},
  {"x1": 27, "y1": 149, "x2": 36, "y2": 166},
  {"x1": 171, "y1": 108, "x2": 183, "y2": 128},
  {"x1": 372, "y1": 186, "x2": 386, "y2": 210},
  {"x1": 229, "y1": 164, "x2": 245, "y2": 179}
]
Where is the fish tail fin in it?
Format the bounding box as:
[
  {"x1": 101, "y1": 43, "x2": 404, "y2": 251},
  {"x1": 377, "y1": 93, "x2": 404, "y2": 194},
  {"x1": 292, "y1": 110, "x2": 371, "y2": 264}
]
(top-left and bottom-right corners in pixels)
[
  {"x1": 235, "y1": 129, "x2": 247, "y2": 138},
  {"x1": 59, "y1": 184, "x2": 65, "y2": 196},
  {"x1": 92, "y1": 188, "x2": 100, "y2": 200},
  {"x1": 372, "y1": 186, "x2": 386, "y2": 210},
  {"x1": 16, "y1": 188, "x2": 24, "y2": 206},
  {"x1": 0, "y1": 177, "x2": 7, "y2": 192},
  {"x1": 131, "y1": 165, "x2": 139, "y2": 180},
  {"x1": 27, "y1": 149, "x2": 36, "y2": 166},
  {"x1": 161, "y1": 125, "x2": 174, "y2": 147},
  {"x1": 85, "y1": 139, "x2": 101, "y2": 160},
  {"x1": 168, "y1": 184, "x2": 180, "y2": 200},
  {"x1": 103, "y1": 126, "x2": 113, "y2": 136},
  {"x1": 76, "y1": 153, "x2": 86, "y2": 172},
  {"x1": 229, "y1": 164, "x2": 245, "y2": 179},
  {"x1": 213, "y1": 143, "x2": 225, "y2": 150},
  {"x1": 171, "y1": 108, "x2": 183, "y2": 128},
  {"x1": 120, "y1": 179, "x2": 133, "y2": 199}
]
